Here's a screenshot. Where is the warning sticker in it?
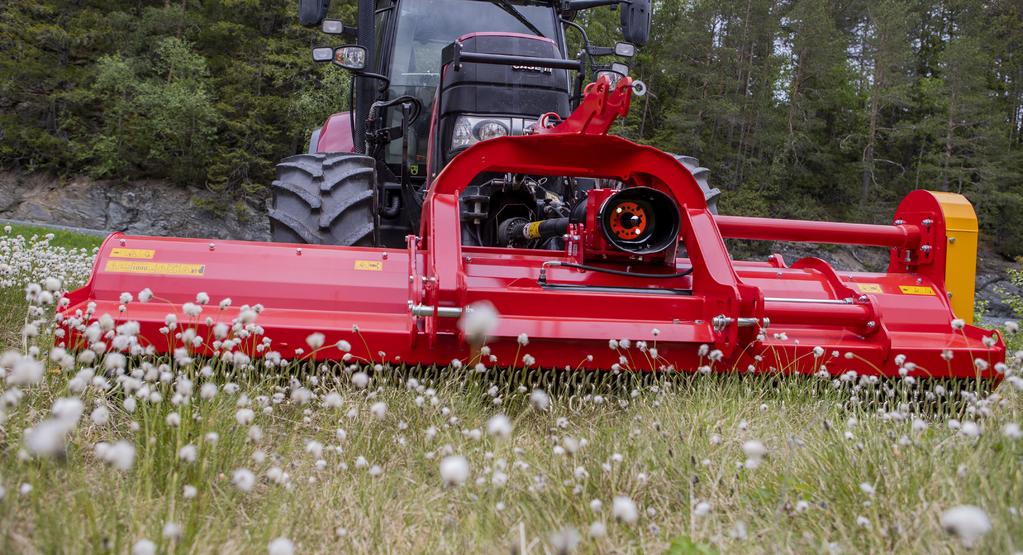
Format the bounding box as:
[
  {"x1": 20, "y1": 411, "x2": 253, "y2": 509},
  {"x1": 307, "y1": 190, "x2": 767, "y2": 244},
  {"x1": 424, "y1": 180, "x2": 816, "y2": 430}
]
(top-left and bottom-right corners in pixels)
[
  {"x1": 104, "y1": 260, "x2": 205, "y2": 276},
  {"x1": 899, "y1": 285, "x2": 935, "y2": 295},
  {"x1": 354, "y1": 260, "x2": 383, "y2": 271},
  {"x1": 110, "y1": 248, "x2": 155, "y2": 259},
  {"x1": 856, "y1": 283, "x2": 883, "y2": 293}
]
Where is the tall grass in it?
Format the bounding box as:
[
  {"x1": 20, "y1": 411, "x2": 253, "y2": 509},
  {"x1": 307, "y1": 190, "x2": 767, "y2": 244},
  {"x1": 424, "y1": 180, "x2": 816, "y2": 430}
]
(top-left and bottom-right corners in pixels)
[{"x1": 0, "y1": 227, "x2": 1021, "y2": 554}]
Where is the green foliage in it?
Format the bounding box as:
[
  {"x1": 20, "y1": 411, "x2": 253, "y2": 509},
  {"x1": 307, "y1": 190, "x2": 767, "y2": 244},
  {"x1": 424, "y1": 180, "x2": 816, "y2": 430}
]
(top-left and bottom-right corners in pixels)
[{"x1": 0, "y1": 0, "x2": 351, "y2": 198}]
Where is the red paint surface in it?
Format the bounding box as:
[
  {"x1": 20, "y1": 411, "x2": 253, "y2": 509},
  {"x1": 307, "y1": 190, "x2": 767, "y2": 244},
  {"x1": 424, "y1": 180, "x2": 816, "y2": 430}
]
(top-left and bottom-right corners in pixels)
[{"x1": 315, "y1": 111, "x2": 355, "y2": 153}]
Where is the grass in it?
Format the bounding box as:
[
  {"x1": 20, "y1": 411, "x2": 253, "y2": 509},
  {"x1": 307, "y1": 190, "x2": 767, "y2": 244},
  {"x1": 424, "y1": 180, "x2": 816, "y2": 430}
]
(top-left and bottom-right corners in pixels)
[{"x1": 1, "y1": 227, "x2": 1022, "y2": 553}]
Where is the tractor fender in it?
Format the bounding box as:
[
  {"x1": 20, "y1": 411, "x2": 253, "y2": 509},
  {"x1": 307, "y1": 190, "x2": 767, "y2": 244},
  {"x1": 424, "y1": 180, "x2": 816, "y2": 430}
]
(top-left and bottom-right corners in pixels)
[{"x1": 315, "y1": 111, "x2": 356, "y2": 153}]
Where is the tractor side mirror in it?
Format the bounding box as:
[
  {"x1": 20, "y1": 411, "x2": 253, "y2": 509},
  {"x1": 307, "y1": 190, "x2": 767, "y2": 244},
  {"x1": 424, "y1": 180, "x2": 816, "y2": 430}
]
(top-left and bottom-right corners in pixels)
[
  {"x1": 332, "y1": 45, "x2": 367, "y2": 71},
  {"x1": 312, "y1": 45, "x2": 367, "y2": 70},
  {"x1": 596, "y1": 62, "x2": 629, "y2": 85},
  {"x1": 312, "y1": 47, "x2": 335, "y2": 62},
  {"x1": 321, "y1": 19, "x2": 358, "y2": 37},
  {"x1": 299, "y1": 0, "x2": 331, "y2": 27},
  {"x1": 619, "y1": 0, "x2": 650, "y2": 47},
  {"x1": 614, "y1": 42, "x2": 635, "y2": 57}
]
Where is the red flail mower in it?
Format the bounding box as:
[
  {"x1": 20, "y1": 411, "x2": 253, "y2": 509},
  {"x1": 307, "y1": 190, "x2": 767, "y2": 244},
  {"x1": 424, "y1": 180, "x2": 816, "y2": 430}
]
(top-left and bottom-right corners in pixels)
[{"x1": 59, "y1": 78, "x2": 1004, "y2": 378}]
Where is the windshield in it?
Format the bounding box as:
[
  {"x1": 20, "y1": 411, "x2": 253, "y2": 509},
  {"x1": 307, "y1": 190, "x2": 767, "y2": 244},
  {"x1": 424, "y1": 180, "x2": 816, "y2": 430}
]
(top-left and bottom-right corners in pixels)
[{"x1": 385, "y1": 0, "x2": 560, "y2": 166}]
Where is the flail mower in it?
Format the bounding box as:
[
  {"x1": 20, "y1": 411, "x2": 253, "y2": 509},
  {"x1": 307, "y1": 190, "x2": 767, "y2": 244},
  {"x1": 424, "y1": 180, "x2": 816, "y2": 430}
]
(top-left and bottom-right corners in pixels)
[{"x1": 58, "y1": 0, "x2": 1004, "y2": 378}]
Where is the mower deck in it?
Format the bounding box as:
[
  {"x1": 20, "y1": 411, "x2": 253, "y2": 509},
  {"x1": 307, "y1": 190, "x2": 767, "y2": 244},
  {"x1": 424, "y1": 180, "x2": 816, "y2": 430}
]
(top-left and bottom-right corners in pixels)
[{"x1": 59, "y1": 78, "x2": 1005, "y2": 379}]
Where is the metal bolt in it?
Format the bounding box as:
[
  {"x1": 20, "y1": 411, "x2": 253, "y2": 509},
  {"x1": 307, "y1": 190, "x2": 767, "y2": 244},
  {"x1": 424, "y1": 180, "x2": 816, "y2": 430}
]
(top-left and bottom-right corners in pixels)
[
  {"x1": 949, "y1": 236, "x2": 956, "y2": 244},
  {"x1": 858, "y1": 295, "x2": 868, "y2": 302},
  {"x1": 922, "y1": 218, "x2": 933, "y2": 228},
  {"x1": 208, "y1": 243, "x2": 215, "y2": 251},
  {"x1": 119, "y1": 239, "x2": 126, "y2": 246},
  {"x1": 894, "y1": 219, "x2": 905, "y2": 225},
  {"x1": 381, "y1": 252, "x2": 388, "y2": 260},
  {"x1": 866, "y1": 321, "x2": 876, "y2": 328},
  {"x1": 920, "y1": 245, "x2": 932, "y2": 253},
  {"x1": 712, "y1": 315, "x2": 733, "y2": 331},
  {"x1": 917, "y1": 277, "x2": 923, "y2": 284},
  {"x1": 296, "y1": 248, "x2": 302, "y2": 255}
]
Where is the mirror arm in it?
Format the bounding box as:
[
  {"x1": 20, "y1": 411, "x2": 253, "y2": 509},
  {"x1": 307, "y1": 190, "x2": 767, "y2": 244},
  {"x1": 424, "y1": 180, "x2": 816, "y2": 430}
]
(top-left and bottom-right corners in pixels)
[
  {"x1": 560, "y1": 18, "x2": 591, "y2": 109},
  {"x1": 352, "y1": 71, "x2": 391, "y2": 93},
  {"x1": 561, "y1": 0, "x2": 628, "y2": 12}
]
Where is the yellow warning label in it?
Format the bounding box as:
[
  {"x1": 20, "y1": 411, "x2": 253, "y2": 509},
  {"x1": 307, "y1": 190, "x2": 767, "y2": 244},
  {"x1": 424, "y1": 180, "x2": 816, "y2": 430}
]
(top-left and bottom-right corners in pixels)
[
  {"x1": 524, "y1": 221, "x2": 543, "y2": 240},
  {"x1": 857, "y1": 283, "x2": 883, "y2": 293},
  {"x1": 104, "y1": 260, "x2": 205, "y2": 276},
  {"x1": 899, "y1": 285, "x2": 935, "y2": 296},
  {"x1": 110, "y1": 248, "x2": 155, "y2": 259},
  {"x1": 354, "y1": 260, "x2": 383, "y2": 271}
]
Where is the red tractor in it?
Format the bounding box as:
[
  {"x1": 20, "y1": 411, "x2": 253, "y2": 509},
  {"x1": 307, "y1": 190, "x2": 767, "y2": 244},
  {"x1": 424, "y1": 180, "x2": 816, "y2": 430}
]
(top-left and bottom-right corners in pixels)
[{"x1": 271, "y1": 0, "x2": 718, "y2": 248}]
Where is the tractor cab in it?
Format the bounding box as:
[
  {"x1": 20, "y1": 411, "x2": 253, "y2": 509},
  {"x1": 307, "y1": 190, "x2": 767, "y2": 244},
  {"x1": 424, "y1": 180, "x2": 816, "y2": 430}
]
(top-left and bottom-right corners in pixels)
[{"x1": 379, "y1": 0, "x2": 566, "y2": 175}]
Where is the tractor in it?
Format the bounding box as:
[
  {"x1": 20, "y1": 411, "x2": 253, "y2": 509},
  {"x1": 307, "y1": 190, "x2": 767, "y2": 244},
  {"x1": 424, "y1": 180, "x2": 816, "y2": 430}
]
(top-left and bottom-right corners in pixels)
[{"x1": 269, "y1": 0, "x2": 719, "y2": 248}]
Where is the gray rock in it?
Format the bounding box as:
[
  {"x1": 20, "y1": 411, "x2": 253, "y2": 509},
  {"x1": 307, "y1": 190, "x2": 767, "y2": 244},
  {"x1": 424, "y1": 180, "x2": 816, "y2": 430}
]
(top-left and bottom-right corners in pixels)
[{"x1": 0, "y1": 172, "x2": 270, "y2": 242}]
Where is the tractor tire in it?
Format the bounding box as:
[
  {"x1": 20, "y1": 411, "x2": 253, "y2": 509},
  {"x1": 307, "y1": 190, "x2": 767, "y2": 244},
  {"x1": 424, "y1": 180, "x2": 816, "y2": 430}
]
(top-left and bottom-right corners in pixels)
[
  {"x1": 673, "y1": 155, "x2": 721, "y2": 215},
  {"x1": 269, "y1": 153, "x2": 378, "y2": 246}
]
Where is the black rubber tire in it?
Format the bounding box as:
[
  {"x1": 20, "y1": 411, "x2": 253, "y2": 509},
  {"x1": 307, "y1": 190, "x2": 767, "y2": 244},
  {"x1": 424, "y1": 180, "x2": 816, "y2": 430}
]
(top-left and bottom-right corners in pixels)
[
  {"x1": 269, "y1": 153, "x2": 378, "y2": 246},
  {"x1": 672, "y1": 155, "x2": 721, "y2": 215}
]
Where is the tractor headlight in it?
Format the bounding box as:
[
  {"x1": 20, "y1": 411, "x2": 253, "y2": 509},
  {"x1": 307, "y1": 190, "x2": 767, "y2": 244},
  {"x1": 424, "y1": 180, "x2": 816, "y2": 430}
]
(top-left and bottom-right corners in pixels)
[{"x1": 451, "y1": 116, "x2": 512, "y2": 150}]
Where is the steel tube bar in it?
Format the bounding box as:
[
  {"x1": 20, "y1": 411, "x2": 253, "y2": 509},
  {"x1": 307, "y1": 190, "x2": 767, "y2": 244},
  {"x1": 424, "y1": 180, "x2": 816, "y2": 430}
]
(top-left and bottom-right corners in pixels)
[{"x1": 715, "y1": 215, "x2": 921, "y2": 248}]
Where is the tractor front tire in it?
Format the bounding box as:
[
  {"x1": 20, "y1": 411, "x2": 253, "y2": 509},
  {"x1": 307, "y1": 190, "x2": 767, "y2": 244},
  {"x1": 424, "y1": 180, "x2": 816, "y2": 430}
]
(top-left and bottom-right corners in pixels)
[
  {"x1": 269, "y1": 153, "x2": 378, "y2": 246},
  {"x1": 673, "y1": 155, "x2": 721, "y2": 215}
]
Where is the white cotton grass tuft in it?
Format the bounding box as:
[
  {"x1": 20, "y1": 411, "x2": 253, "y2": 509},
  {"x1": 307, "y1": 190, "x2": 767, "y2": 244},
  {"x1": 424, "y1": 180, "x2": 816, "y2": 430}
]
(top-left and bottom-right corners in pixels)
[
  {"x1": 548, "y1": 526, "x2": 581, "y2": 554},
  {"x1": 440, "y1": 455, "x2": 470, "y2": 487},
  {"x1": 25, "y1": 420, "x2": 70, "y2": 457},
  {"x1": 236, "y1": 408, "x2": 255, "y2": 425},
  {"x1": 529, "y1": 389, "x2": 550, "y2": 411},
  {"x1": 162, "y1": 522, "x2": 183, "y2": 539},
  {"x1": 742, "y1": 440, "x2": 767, "y2": 469},
  {"x1": 267, "y1": 537, "x2": 295, "y2": 555},
  {"x1": 458, "y1": 301, "x2": 500, "y2": 344},
  {"x1": 694, "y1": 501, "x2": 712, "y2": 517},
  {"x1": 352, "y1": 372, "x2": 370, "y2": 389},
  {"x1": 232, "y1": 468, "x2": 256, "y2": 492},
  {"x1": 487, "y1": 414, "x2": 513, "y2": 438},
  {"x1": 101, "y1": 440, "x2": 136, "y2": 471},
  {"x1": 1003, "y1": 423, "x2": 1022, "y2": 439},
  {"x1": 306, "y1": 332, "x2": 325, "y2": 350},
  {"x1": 612, "y1": 495, "x2": 639, "y2": 524},
  {"x1": 131, "y1": 539, "x2": 156, "y2": 555},
  {"x1": 940, "y1": 505, "x2": 991, "y2": 549}
]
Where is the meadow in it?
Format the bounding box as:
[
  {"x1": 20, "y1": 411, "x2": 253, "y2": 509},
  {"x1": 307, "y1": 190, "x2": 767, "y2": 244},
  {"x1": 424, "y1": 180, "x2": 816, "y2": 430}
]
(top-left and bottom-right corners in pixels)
[{"x1": 0, "y1": 224, "x2": 1020, "y2": 554}]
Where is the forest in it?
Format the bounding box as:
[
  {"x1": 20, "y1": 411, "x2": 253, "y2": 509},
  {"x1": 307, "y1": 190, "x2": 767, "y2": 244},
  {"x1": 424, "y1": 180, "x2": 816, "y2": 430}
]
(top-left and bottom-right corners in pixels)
[{"x1": 2, "y1": 1, "x2": 1023, "y2": 256}]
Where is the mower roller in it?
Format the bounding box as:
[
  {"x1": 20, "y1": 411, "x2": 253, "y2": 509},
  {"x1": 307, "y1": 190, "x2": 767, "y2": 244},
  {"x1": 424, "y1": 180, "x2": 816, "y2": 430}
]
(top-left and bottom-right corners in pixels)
[{"x1": 59, "y1": 77, "x2": 1005, "y2": 378}]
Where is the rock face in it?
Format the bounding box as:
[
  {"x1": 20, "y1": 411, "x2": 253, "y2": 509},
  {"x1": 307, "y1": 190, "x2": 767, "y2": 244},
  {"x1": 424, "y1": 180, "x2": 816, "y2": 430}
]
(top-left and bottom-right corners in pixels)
[{"x1": 0, "y1": 172, "x2": 270, "y2": 241}]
